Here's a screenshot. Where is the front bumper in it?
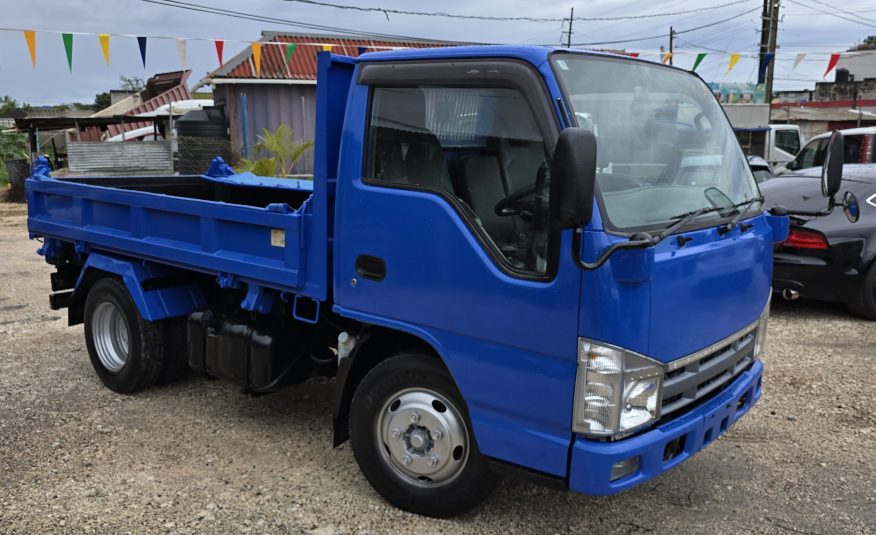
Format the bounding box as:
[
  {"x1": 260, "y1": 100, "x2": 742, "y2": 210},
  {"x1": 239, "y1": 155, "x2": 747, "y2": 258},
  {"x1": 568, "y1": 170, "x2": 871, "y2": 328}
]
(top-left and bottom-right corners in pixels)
[{"x1": 568, "y1": 359, "x2": 763, "y2": 495}]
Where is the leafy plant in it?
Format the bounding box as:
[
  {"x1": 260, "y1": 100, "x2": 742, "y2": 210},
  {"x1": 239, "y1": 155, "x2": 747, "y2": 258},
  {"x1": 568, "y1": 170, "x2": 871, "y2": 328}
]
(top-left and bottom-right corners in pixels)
[
  {"x1": 0, "y1": 131, "x2": 28, "y2": 184},
  {"x1": 236, "y1": 124, "x2": 314, "y2": 177}
]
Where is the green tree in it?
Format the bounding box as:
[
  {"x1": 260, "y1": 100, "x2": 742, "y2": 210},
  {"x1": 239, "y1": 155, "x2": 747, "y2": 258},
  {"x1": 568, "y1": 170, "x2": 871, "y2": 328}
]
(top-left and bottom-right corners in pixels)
[
  {"x1": 0, "y1": 95, "x2": 19, "y2": 116},
  {"x1": 237, "y1": 125, "x2": 314, "y2": 177},
  {"x1": 93, "y1": 92, "x2": 111, "y2": 111}
]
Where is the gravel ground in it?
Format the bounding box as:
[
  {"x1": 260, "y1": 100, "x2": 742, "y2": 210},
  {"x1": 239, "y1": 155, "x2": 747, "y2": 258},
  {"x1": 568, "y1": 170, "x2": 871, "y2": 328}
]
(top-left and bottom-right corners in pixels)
[{"x1": 0, "y1": 201, "x2": 874, "y2": 534}]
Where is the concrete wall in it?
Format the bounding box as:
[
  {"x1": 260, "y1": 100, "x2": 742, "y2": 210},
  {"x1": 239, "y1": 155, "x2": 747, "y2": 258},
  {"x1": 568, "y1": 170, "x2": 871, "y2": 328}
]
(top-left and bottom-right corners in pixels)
[
  {"x1": 721, "y1": 104, "x2": 771, "y2": 128},
  {"x1": 837, "y1": 51, "x2": 876, "y2": 80},
  {"x1": 813, "y1": 78, "x2": 876, "y2": 102}
]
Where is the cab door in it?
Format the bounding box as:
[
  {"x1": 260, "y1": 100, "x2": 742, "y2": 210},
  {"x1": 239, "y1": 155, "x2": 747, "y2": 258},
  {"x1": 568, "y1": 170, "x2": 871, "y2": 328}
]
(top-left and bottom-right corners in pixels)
[{"x1": 333, "y1": 59, "x2": 581, "y2": 477}]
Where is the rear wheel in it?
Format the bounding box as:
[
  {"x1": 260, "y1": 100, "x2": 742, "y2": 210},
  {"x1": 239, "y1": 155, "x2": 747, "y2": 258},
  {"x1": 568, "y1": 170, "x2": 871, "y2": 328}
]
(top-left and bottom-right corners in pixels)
[
  {"x1": 349, "y1": 353, "x2": 500, "y2": 518},
  {"x1": 84, "y1": 278, "x2": 165, "y2": 393},
  {"x1": 847, "y1": 261, "x2": 876, "y2": 320}
]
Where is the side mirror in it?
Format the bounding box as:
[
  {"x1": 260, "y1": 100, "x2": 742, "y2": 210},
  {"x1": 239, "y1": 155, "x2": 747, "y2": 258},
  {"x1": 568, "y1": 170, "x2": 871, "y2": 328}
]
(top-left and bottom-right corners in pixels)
[
  {"x1": 821, "y1": 131, "x2": 844, "y2": 198},
  {"x1": 551, "y1": 127, "x2": 597, "y2": 229},
  {"x1": 843, "y1": 191, "x2": 860, "y2": 223}
]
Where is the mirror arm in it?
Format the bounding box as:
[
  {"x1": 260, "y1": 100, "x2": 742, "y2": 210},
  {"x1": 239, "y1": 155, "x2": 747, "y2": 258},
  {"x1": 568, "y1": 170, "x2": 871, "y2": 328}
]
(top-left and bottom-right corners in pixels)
[
  {"x1": 571, "y1": 229, "x2": 654, "y2": 271},
  {"x1": 771, "y1": 194, "x2": 844, "y2": 218}
]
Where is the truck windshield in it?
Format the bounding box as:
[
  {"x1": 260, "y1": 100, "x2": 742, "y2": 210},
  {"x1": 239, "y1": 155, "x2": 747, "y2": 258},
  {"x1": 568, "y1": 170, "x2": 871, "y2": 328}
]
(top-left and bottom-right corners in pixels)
[{"x1": 552, "y1": 53, "x2": 760, "y2": 232}]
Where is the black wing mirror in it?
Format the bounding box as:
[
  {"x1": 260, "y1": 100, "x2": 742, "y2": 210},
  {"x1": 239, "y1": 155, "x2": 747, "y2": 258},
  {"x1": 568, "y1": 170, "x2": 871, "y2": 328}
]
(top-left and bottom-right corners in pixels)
[
  {"x1": 821, "y1": 130, "x2": 844, "y2": 198},
  {"x1": 770, "y1": 130, "x2": 860, "y2": 223},
  {"x1": 550, "y1": 127, "x2": 597, "y2": 229}
]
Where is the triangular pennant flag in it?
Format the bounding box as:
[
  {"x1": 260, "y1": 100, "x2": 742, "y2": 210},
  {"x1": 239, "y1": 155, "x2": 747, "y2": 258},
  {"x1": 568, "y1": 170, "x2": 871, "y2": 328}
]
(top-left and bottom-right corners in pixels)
[
  {"x1": 792, "y1": 53, "x2": 806, "y2": 70},
  {"x1": 99, "y1": 34, "x2": 110, "y2": 65},
  {"x1": 661, "y1": 52, "x2": 672, "y2": 65},
  {"x1": 23, "y1": 30, "x2": 36, "y2": 68},
  {"x1": 758, "y1": 52, "x2": 775, "y2": 82},
  {"x1": 215, "y1": 40, "x2": 224, "y2": 68},
  {"x1": 322, "y1": 44, "x2": 333, "y2": 52},
  {"x1": 357, "y1": 46, "x2": 367, "y2": 55},
  {"x1": 137, "y1": 36, "x2": 147, "y2": 68},
  {"x1": 285, "y1": 43, "x2": 297, "y2": 64},
  {"x1": 628, "y1": 52, "x2": 640, "y2": 58},
  {"x1": 176, "y1": 38, "x2": 187, "y2": 69},
  {"x1": 62, "y1": 33, "x2": 73, "y2": 73},
  {"x1": 251, "y1": 43, "x2": 262, "y2": 77},
  {"x1": 824, "y1": 53, "x2": 841, "y2": 79},
  {"x1": 692, "y1": 52, "x2": 707, "y2": 72},
  {"x1": 726, "y1": 53, "x2": 741, "y2": 74}
]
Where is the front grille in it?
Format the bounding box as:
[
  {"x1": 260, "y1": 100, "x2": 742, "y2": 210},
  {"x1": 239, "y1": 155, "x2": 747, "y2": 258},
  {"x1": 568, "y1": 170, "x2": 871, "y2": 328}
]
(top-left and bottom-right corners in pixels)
[{"x1": 660, "y1": 322, "x2": 757, "y2": 422}]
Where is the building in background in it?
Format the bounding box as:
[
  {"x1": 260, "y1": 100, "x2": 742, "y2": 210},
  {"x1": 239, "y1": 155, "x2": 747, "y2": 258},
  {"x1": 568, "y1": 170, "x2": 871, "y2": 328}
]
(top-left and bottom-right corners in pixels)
[{"x1": 194, "y1": 32, "x2": 449, "y2": 174}]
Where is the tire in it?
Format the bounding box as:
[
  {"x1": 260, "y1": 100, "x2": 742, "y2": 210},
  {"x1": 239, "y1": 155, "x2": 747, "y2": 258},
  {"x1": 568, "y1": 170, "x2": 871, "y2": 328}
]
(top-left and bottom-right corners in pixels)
[
  {"x1": 349, "y1": 353, "x2": 500, "y2": 518},
  {"x1": 83, "y1": 278, "x2": 165, "y2": 393},
  {"x1": 847, "y1": 260, "x2": 876, "y2": 320}
]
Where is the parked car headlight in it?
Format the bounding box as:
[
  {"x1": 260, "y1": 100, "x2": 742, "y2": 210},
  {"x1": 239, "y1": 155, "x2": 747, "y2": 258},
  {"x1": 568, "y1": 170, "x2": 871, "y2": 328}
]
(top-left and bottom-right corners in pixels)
[
  {"x1": 573, "y1": 340, "x2": 663, "y2": 438},
  {"x1": 753, "y1": 301, "x2": 770, "y2": 358}
]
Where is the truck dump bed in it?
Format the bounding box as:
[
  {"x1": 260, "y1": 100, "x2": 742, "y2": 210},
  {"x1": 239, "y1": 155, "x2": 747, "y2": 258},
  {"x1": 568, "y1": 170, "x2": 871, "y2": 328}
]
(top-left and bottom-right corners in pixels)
[{"x1": 26, "y1": 170, "x2": 326, "y2": 298}]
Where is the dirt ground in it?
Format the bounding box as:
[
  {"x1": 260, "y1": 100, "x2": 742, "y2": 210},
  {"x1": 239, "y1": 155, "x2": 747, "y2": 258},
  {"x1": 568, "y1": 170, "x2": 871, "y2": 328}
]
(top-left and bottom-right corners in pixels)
[{"x1": 0, "y1": 201, "x2": 873, "y2": 534}]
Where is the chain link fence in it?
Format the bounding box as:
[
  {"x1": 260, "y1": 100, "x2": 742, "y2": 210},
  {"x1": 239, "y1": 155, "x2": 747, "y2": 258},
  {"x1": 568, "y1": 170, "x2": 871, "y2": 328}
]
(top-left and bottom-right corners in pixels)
[{"x1": 176, "y1": 136, "x2": 234, "y2": 175}]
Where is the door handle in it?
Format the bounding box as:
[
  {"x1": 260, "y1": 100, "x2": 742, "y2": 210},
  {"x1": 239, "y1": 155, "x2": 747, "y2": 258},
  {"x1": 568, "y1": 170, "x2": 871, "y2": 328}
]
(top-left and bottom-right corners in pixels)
[{"x1": 355, "y1": 255, "x2": 387, "y2": 281}]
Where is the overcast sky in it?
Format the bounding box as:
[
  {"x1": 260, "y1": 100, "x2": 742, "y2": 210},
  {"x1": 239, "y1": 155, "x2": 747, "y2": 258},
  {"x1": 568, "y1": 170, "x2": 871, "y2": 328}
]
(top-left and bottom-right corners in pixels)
[{"x1": 1, "y1": 0, "x2": 874, "y2": 105}]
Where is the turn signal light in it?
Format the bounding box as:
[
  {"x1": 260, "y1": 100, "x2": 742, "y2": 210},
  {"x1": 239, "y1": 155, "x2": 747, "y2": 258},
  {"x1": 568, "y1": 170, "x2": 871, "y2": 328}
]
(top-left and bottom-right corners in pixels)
[{"x1": 783, "y1": 227, "x2": 829, "y2": 250}]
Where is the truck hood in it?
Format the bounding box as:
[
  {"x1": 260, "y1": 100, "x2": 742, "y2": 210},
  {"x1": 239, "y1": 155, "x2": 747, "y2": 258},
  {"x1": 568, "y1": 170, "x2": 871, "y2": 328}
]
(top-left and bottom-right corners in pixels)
[{"x1": 578, "y1": 215, "x2": 773, "y2": 364}]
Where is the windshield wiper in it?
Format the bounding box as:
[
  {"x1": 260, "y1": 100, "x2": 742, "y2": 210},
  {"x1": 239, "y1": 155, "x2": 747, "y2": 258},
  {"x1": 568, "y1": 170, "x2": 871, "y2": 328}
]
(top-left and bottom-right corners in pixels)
[
  {"x1": 571, "y1": 197, "x2": 765, "y2": 271},
  {"x1": 718, "y1": 196, "x2": 764, "y2": 235}
]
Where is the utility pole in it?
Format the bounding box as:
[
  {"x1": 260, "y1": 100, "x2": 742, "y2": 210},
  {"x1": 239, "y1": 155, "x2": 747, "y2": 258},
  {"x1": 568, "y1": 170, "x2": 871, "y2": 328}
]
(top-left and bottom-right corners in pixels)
[
  {"x1": 757, "y1": 0, "x2": 771, "y2": 84},
  {"x1": 669, "y1": 26, "x2": 674, "y2": 65},
  {"x1": 765, "y1": 0, "x2": 781, "y2": 104},
  {"x1": 566, "y1": 7, "x2": 574, "y2": 48}
]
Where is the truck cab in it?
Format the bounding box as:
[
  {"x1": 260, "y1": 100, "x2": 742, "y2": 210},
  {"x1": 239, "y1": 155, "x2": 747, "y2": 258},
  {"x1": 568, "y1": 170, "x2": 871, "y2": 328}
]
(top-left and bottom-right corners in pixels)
[{"x1": 27, "y1": 46, "x2": 790, "y2": 518}]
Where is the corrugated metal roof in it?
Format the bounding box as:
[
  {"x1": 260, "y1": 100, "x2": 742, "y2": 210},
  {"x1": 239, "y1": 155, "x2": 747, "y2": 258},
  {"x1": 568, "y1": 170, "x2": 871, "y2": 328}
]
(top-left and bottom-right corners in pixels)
[
  {"x1": 208, "y1": 34, "x2": 448, "y2": 82},
  {"x1": 106, "y1": 71, "x2": 192, "y2": 137}
]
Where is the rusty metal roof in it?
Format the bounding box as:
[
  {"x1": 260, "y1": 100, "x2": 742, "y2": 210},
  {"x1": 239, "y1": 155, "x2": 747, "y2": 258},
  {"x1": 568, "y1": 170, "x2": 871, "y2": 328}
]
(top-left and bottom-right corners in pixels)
[{"x1": 204, "y1": 33, "x2": 450, "y2": 83}]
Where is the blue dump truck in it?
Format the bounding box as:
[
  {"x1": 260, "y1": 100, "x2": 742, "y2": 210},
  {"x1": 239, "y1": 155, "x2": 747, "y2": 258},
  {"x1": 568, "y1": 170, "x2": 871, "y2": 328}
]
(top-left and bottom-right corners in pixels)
[{"x1": 25, "y1": 46, "x2": 855, "y2": 518}]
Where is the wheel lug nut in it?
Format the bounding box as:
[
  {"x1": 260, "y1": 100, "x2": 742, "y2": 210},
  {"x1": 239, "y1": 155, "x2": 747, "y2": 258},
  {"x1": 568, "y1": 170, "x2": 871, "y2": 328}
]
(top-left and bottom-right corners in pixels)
[
  {"x1": 409, "y1": 411, "x2": 420, "y2": 424},
  {"x1": 430, "y1": 428, "x2": 443, "y2": 440},
  {"x1": 402, "y1": 454, "x2": 413, "y2": 465},
  {"x1": 390, "y1": 428, "x2": 402, "y2": 439},
  {"x1": 427, "y1": 455, "x2": 439, "y2": 467}
]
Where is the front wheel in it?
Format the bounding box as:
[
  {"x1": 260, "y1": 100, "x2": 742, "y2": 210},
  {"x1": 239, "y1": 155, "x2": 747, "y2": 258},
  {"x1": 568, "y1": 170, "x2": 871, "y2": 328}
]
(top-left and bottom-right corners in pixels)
[{"x1": 349, "y1": 353, "x2": 500, "y2": 518}]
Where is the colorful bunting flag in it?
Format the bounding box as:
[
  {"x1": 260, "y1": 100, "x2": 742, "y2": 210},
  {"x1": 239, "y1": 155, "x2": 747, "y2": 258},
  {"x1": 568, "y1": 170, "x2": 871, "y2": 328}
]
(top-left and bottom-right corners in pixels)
[
  {"x1": 215, "y1": 40, "x2": 224, "y2": 68},
  {"x1": 792, "y1": 53, "x2": 806, "y2": 70},
  {"x1": 24, "y1": 30, "x2": 36, "y2": 68},
  {"x1": 137, "y1": 36, "x2": 147, "y2": 68},
  {"x1": 824, "y1": 53, "x2": 841, "y2": 79},
  {"x1": 285, "y1": 43, "x2": 297, "y2": 64},
  {"x1": 176, "y1": 38, "x2": 187, "y2": 69},
  {"x1": 758, "y1": 52, "x2": 775, "y2": 82},
  {"x1": 62, "y1": 33, "x2": 73, "y2": 72},
  {"x1": 628, "y1": 52, "x2": 640, "y2": 58},
  {"x1": 251, "y1": 42, "x2": 262, "y2": 77},
  {"x1": 99, "y1": 33, "x2": 110, "y2": 65},
  {"x1": 726, "y1": 53, "x2": 741, "y2": 74},
  {"x1": 322, "y1": 44, "x2": 333, "y2": 52},
  {"x1": 661, "y1": 52, "x2": 672, "y2": 65},
  {"x1": 692, "y1": 52, "x2": 707, "y2": 72}
]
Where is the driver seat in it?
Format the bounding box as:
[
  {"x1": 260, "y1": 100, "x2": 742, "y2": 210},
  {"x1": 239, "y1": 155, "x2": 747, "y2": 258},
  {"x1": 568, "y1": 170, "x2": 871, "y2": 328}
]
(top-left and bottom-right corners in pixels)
[{"x1": 457, "y1": 154, "x2": 517, "y2": 244}]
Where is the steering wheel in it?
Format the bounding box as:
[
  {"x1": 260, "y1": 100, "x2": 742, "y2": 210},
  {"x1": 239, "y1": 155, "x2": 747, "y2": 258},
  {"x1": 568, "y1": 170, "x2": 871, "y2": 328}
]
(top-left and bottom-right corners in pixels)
[{"x1": 494, "y1": 182, "x2": 540, "y2": 218}]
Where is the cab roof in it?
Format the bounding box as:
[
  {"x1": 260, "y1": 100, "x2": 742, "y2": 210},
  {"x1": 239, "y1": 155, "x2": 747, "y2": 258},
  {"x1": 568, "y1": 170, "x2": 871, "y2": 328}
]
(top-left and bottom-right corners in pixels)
[{"x1": 355, "y1": 45, "x2": 630, "y2": 67}]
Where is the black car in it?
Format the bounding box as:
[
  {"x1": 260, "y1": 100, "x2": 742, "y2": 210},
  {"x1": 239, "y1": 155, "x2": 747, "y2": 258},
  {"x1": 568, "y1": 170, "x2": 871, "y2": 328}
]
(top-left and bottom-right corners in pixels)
[{"x1": 760, "y1": 164, "x2": 876, "y2": 319}]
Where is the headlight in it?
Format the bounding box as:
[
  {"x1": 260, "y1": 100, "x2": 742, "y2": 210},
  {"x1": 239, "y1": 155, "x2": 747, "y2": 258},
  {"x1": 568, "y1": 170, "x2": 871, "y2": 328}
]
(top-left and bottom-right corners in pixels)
[
  {"x1": 753, "y1": 301, "x2": 770, "y2": 358},
  {"x1": 573, "y1": 339, "x2": 663, "y2": 438}
]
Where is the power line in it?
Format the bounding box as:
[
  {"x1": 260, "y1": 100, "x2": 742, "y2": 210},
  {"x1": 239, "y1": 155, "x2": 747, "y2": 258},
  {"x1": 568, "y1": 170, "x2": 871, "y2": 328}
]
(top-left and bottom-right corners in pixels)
[
  {"x1": 798, "y1": 0, "x2": 876, "y2": 25},
  {"x1": 570, "y1": 6, "x2": 761, "y2": 46},
  {"x1": 784, "y1": 0, "x2": 876, "y2": 29},
  {"x1": 136, "y1": 0, "x2": 481, "y2": 43},
  {"x1": 277, "y1": 0, "x2": 757, "y2": 23}
]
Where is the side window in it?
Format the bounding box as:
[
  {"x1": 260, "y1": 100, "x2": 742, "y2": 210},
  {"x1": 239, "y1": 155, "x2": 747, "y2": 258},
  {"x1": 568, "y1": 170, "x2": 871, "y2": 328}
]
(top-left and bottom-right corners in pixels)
[
  {"x1": 843, "y1": 135, "x2": 864, "y2": 163},
  {"x1": 774, "y1": 130, "x2": 800, "y2": 155},
  {"x1": 367, "y1": 86, "x2": 551, "y2": 275},
  {"x1": 795, "y1": 139, "x2": 824, "y2": 169}
]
